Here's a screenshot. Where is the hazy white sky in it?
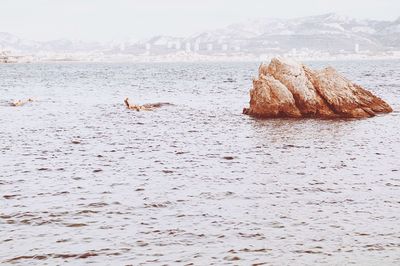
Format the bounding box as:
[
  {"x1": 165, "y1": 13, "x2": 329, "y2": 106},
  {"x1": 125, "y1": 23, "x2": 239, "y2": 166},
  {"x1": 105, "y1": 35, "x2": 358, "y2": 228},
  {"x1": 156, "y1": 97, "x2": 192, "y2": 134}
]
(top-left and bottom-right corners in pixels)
[{"x1": 1, "y1": 0, "x2": 399, "y2": 42}]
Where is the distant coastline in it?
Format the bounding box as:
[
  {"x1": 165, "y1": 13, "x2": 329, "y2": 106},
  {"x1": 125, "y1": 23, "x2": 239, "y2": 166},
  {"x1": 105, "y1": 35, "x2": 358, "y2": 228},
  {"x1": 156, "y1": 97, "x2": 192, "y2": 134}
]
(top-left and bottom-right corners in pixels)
[
  {"x1": 1, "y1": 51, "x2": 400, "y2": 64},
  {"x1": 2, "y1": 13, "x2": 400, "y2": 63}
]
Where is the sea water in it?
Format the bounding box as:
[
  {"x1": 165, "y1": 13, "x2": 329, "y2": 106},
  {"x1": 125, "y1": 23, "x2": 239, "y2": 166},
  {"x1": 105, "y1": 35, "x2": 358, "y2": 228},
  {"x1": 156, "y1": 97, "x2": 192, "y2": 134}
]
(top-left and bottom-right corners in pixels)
[{"x1": 1, "y1": 61, "x2": 399, "y2": 265}]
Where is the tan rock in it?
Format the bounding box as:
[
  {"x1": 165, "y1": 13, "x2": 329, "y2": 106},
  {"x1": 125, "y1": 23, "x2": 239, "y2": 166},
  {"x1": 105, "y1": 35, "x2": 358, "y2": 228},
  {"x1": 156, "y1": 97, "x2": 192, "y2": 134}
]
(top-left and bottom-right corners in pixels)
[
  {"x1": 246, "y1": 74, "x2": 301, "y2": 118},
  {"x1": 244, "y1": 58, "x2": 393, "y2": 118}
]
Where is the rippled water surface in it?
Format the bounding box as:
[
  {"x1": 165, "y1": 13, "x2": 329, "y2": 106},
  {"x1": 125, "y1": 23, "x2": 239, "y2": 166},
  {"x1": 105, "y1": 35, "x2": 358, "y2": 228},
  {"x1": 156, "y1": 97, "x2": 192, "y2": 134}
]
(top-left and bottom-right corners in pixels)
[{"x1": 1, "y1": 61, "x2": 400, "y2": 265}]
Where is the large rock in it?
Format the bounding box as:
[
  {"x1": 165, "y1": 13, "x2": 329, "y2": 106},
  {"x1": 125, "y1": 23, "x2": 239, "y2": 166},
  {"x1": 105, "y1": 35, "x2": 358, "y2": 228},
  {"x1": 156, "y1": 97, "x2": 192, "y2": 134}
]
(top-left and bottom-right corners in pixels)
[{"x1": 243, "y1": 58, "x2": 393, "y2": 118}]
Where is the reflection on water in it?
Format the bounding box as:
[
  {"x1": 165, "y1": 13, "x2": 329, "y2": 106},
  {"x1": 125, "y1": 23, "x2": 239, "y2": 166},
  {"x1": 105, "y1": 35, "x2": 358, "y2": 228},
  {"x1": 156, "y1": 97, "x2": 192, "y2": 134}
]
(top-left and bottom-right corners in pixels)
[{"x1": 0, "y1": 61, "x2": 400, "y2": 265}]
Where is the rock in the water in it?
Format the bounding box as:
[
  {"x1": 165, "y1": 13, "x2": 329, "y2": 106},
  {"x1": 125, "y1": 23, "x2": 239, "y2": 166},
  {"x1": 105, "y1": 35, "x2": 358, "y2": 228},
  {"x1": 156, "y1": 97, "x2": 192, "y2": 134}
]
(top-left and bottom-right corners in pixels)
[{"x1": 244, "y1": 58, "x2": 393, "y2": 118}]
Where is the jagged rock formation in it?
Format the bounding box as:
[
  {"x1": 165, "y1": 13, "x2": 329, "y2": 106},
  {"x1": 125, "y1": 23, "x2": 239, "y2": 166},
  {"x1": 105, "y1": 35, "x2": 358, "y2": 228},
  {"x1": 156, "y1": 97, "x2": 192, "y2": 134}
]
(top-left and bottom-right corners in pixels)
[
  {"x1": 243, "y1": 58, "x2": 393, "y2": 118},
  {"x1": 124, "y1": 98, "x2": 172, "y2": 111}
]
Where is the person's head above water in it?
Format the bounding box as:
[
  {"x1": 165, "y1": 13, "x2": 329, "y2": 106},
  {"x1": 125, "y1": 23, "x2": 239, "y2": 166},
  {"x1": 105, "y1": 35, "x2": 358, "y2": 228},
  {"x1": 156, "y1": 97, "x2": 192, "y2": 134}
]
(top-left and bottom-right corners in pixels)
[{"x1": 124, "y1": 98, "x2": 130, "y2": 108}]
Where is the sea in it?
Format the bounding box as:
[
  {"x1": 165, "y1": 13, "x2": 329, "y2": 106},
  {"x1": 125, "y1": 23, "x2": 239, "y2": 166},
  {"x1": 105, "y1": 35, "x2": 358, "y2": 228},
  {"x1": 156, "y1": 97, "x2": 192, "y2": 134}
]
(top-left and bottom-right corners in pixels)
[{"x1": 1, "y1": 60, "x2": 399, "y2": 265}]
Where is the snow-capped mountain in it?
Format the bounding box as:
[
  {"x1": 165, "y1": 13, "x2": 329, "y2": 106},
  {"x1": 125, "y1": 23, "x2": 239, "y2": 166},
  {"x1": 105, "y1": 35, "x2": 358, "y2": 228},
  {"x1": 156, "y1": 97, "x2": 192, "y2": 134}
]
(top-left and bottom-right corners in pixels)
[
  {"x1": 1, "y1": 13, "x2": 399, "y2": 59},
  {"x1": 0, "y1": 32, "x2": 108, "y2": 53},
  {"x1": 184, "y1": 13, "x2": 400, "y2": 53}
]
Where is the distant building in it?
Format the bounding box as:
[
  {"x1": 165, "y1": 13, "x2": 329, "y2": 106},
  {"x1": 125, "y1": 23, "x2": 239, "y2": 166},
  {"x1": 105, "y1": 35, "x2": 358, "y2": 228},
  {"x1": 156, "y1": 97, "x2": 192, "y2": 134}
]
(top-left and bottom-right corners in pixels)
[
  {"x1": 185, "y1": 42, "x2": 191, "y2": 52},
  {"x1": 0, "y1": 51, "x2": 21, "y2": 63},
  {"x1": 145, "y1": 43, "x2": 151, "y2": 51},
  {"x1": 355, "y1": 43, "x2": 360, "y2": 53},
  {"x1": 207, "y1": 44, "x2": 213, "y2": 51},
  {"x1": 221, "y1": 44, "x2": 228, "y2": 51},
  {"x1": 194, "y1": 43, "x2": 200, "y2": 52},
  {"x1": 175, "y1": 41, "x2": 181, "y2": 50},
  {"x1": 0, "y1": 51, "x2": 11, "y2": 63}
]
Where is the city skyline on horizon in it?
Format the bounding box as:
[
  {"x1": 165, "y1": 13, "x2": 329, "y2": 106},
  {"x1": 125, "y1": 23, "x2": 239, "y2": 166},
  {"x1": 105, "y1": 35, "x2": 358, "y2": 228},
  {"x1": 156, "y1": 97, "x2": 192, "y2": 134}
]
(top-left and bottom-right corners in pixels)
[{"x1": 1, "y1": 0, "x2": 399, "y2": 42}]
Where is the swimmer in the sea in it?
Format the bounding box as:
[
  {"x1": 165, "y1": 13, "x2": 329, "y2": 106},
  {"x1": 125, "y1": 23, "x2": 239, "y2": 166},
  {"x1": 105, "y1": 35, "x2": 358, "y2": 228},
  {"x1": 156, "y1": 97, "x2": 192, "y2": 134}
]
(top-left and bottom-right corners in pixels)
[{"x1": 124, "y1": 98, "x2": 172, "y2": 111}]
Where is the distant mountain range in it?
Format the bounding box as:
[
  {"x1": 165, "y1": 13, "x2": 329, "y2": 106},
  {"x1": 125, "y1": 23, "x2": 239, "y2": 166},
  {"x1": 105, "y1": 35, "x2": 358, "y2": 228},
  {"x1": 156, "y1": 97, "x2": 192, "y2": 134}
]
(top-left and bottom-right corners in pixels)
[
  {"x1": 1, "y1": 13, "x2": 400, "y2": 58},
  {"x1": 191, "y1": 13, "x2": 400, "y2": 53},
  {"x1": 0, "y1": 32, "x2": 107, "y2": 53}
]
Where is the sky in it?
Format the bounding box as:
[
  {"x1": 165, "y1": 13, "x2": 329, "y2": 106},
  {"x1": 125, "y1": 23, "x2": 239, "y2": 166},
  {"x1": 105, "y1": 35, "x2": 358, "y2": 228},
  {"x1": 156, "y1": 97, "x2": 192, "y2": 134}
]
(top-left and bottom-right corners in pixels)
[{"x1": 1, "y1": 0, "x2": 399, "y2": 42}]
